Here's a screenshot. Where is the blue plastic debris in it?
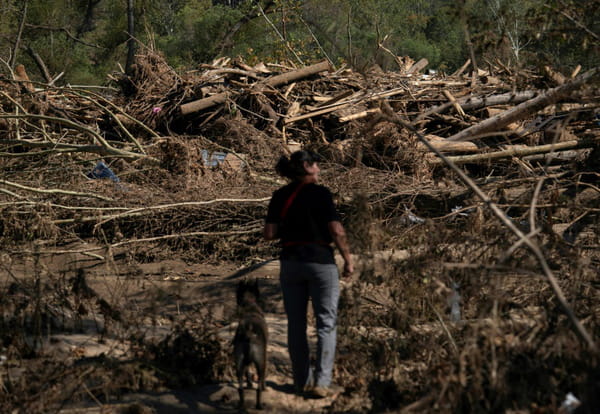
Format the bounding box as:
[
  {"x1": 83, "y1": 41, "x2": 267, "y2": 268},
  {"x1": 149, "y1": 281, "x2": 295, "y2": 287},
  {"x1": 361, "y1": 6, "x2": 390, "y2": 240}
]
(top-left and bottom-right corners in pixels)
[
  {"x1": 201, "y1": 150, "x2": 228, "y2": 167},
  {"x1": 87, "y1": 161, "x2": 120, "y2": 182}
]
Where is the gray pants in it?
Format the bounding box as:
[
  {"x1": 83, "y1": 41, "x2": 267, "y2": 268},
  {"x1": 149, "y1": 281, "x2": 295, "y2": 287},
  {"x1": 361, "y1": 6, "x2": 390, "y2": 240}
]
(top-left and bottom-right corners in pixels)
[{"x1": 280, "y1": 260, "x2": 340, "y2": 389}]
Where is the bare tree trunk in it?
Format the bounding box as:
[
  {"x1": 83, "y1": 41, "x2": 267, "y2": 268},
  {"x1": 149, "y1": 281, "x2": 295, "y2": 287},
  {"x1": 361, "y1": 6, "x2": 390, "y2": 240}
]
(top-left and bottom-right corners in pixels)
[
  {"x1": 27, "y1": 46, "x2": 52, "y2": 83},
  {"x1": 10, "y1": 1, "x2": 28, "y2": 69},
  {"x1": 125, "y1": 0, "x2": 136, "y2": 76},
  {"x1": 459, "y1": 1, "x2": 478, "y2": 86},
  {"x1": 217, "y1": 1, "x2": 275, "y2": 56},
  {"x1": 77, "y1": 0, "x2": 102, "y2": 37}
]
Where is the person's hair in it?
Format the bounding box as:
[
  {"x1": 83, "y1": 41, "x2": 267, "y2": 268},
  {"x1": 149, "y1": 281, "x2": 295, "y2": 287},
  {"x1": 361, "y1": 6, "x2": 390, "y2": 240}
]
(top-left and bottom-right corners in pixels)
[{"x1": 275, "y1": 150, "x2": 321, "y2": 180}]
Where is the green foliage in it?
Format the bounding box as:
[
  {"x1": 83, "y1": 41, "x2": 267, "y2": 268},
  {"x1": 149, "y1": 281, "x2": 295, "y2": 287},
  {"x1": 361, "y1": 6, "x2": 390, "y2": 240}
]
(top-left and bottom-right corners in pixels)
[
  {"x1": 397, "y1": 37, "x2": 441, "y2": 67},
  {"x1": 464, "y1": 0, "x2": 599, "y2": 70},
  {"x1": 0, "y1": 0, "x2": 595, "y2": 84}
]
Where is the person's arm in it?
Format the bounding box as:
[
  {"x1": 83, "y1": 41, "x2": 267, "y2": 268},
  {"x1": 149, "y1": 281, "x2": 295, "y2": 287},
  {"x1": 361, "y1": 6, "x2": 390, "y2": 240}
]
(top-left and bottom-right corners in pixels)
[
  {"x1": 328, "y1": 221, "x2": 354, "y2": 278},
  {"x1": 263, "y1": 222, "x2": 278, "y2": 240},
  {"x1": 264, "y1": 189, "x2": 282, "y2": 241}
]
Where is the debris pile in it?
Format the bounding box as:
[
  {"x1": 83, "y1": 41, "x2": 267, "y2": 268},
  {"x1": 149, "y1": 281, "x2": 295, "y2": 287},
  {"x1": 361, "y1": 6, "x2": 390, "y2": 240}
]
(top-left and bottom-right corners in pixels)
[{"x1": 0, "y1": 51, "x2": 598, "y2": 412}]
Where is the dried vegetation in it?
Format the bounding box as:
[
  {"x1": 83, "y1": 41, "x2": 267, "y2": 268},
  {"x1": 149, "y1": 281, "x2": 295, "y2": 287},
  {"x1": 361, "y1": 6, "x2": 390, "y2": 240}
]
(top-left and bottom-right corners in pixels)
[{"x1": 0, "y1": 50, "x2": 599, "y2": 412}]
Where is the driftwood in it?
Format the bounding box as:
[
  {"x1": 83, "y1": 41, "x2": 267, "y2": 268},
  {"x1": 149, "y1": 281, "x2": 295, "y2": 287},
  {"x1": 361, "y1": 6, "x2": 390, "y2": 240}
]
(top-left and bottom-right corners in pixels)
[
  {"x1": 263, "y1": 59, "x2": 330, "y2": 87},
  {"x1": 442, "y1": 90, "x2": 466, "y2": 117},
  {"x1": 339, "y1": 108, "x2": 381, "y2": 122},
  {"x1": 0, "y1": 114, "x2": 154, "y2": 162},
  {"x1": 180, "y1": 91, "x2": 232, "y2": 116},
  {"x1": 431, "y1": 138, "x2": 599, "y2": 165},
  {"x1": 416, "y1": 90, "x2": 540, "y2": 121},
  {"x1": 202, "y1": 68, "x2": 262, "y2": 81},
  {"x1": 544, "y1": 65, "x2": 567, "y2": 85},
  {"x1": 421, "y1": 135, "x2": 478, "y2": 153},
  {"x1": 315, "y1": 90, "x2": 354, "y2": 108},
  {"x1": 407, "y1": 58, "x2": 429, "y2": 75},
  {"x1": 0, "y1": 138, "x2": 152, "y2": 161},
  {"x1": 451, "y1": 59, "x2": 471, "y2": 77},
  {"x1": 446, "y1": 67, "x2": 599, "y2": 141},
  {"x1": 0, "y1": 179, "x2": 113, "y2": 201},
  {"x1": 180, "y1": 60, "x2": 331, "y2": 116},
  {"x1": 284, "y1": 87, "x2": 406, "y2": 125}
]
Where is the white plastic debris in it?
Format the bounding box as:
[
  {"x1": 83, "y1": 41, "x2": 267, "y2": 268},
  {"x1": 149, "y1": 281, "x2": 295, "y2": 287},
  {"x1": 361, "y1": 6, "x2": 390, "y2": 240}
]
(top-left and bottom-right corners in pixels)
[
  {"x1": 560, "y1": 392, "x2": 581, "y2": 413},
  {"x1": 447, "y1": 282, "x2": 461, "y2": 322},
  {"x1": 404, "y1": 208, "x2": 425, "y2": 224},
  {"x1": 451, "y1": 205, "x2": 470, "y2": 217}
]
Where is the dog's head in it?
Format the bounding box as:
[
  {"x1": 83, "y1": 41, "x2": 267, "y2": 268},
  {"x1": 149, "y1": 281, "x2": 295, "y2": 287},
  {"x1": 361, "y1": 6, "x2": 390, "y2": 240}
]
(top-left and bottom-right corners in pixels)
[{"x1": 236, "y1": 278, "x2": 261, "y2": 307}]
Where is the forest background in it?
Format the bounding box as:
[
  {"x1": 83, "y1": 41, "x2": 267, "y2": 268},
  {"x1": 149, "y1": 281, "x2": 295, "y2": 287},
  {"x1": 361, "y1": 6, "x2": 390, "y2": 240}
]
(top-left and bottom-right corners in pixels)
[{"x1": 0, "y1": 0, "x2": 598, "y2": 84}]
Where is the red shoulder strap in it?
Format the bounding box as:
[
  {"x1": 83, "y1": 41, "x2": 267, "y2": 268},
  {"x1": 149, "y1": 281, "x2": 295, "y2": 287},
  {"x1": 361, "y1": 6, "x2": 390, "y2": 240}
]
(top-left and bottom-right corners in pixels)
[{"x1": 280, "y1": 182, "x2": 306, "y2": 220}]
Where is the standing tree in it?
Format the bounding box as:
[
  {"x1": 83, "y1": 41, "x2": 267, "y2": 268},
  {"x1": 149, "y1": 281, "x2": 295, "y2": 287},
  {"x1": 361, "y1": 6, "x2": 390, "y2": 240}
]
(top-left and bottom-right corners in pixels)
[
  {"x1": 126, "y1": 0, "x2": 136, "y2": 76},
  {"x1": 10, "y1": 0, "x2": 28, "y2": 69}
]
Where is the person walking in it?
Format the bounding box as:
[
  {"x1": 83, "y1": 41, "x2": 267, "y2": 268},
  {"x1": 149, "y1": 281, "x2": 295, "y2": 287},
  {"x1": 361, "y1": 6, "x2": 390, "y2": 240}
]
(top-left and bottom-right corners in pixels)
[{"x1": 263, "y1": 150, "x2": 354, "y2": 398}]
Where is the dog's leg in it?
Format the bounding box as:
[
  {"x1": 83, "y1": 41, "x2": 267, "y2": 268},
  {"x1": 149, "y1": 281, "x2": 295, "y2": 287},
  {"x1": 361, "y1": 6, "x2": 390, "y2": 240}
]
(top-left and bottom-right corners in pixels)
[
  {"x1": 236, "y1": 353, "x2": 245, "y2": 409},
  {"x1": 245, "y1": 367, "x2": 253, "y2": 389},
  {"x1": 255, "y1": 359, "x2": 266, "y2": 409}
]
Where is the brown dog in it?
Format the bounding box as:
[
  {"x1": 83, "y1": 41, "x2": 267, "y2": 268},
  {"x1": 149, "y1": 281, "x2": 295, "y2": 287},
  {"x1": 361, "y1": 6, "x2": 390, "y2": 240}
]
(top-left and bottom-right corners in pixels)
[{"x1": 233, "y1": 278, "x2": 268, "y2": 410}]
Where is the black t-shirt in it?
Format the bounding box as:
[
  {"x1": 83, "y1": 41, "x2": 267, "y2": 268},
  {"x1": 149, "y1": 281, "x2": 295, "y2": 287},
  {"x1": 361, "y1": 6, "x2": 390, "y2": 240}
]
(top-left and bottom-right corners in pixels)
[{"x1": 266, "y1": 182, "x2": 340, "y2": 264}]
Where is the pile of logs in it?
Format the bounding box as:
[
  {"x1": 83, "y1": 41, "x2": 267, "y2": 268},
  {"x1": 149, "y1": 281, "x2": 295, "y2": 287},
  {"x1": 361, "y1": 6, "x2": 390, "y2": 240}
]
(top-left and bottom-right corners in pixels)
[
  {"x1": 0, "y1": 52, "x2": 598, "y2": 253},
  {"x1": 160, "y1": 55, "x2": 599, "y2": 171},
  {"x1": 1, "y1": 51, "x2": 597, "y2": 175}
]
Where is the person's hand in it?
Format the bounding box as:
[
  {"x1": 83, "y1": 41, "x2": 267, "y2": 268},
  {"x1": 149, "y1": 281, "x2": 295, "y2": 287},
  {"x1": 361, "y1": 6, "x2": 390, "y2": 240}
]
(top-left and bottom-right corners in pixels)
[{"x1": 342, "y1": 261, "x2": 354, "y2": 278}]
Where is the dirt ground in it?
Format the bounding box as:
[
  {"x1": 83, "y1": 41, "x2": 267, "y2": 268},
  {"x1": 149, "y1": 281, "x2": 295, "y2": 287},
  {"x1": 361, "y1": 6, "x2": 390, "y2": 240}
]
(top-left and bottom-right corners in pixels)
[
  {"x1": 2, "y1": 225, "x2": 599, "y2": 414},
  {"x1": 3, "y1": 244, "x2": 353, "y2": 414}
]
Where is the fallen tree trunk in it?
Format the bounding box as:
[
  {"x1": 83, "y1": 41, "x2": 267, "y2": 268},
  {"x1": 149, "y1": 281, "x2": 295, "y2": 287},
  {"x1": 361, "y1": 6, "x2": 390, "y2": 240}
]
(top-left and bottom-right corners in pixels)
[
  {"x1": 446, "y1": 67, "x2": 599, "y2": 141},
  {"x1": 263, "y1": 59, "x2": 331, "y2": 87},
  {"x1": 431, "y1": 138, "x2": 599, "y2": 165},
  {"x1": 442, "y1": 90, "x2": 466, "y2": 117},
  {"x1": 180, "y1": 91, "x2": 231, "y2": 116},
  {"x1": 180, "y1": 60, "x2": 331, "y2": 116},
  {"x1": 416, "y1": 90, "x2": 540, "y2": 121},
  {"x1": 421, "y1": 135, "x2": 479, "y2": 153}
]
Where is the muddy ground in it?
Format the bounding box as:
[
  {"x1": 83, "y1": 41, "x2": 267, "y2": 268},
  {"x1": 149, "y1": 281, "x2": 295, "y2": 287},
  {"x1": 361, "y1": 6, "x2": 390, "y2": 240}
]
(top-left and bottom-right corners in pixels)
[
  {"x1": 2, "y1": 244, "x2": 372, "y2": 413},
  {"x1": 2, "y1": 231, "x2": 598, "y2": 413}
]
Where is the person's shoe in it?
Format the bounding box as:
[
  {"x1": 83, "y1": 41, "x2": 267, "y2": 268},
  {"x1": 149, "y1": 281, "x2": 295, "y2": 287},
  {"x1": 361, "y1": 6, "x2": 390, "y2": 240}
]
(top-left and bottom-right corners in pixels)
[
  {"x1": 294, "y1": 384, "x2": 314, "y2": 395},
  {"x1": 309, "y1": 384, "x2": 344, "y2": 399}
]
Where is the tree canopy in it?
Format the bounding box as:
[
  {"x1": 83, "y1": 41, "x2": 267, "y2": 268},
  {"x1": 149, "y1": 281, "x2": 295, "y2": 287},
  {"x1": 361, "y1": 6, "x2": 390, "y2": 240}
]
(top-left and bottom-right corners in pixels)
[{"x1": 0, "y1": 0, "x2": 597, "y2": 84}]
